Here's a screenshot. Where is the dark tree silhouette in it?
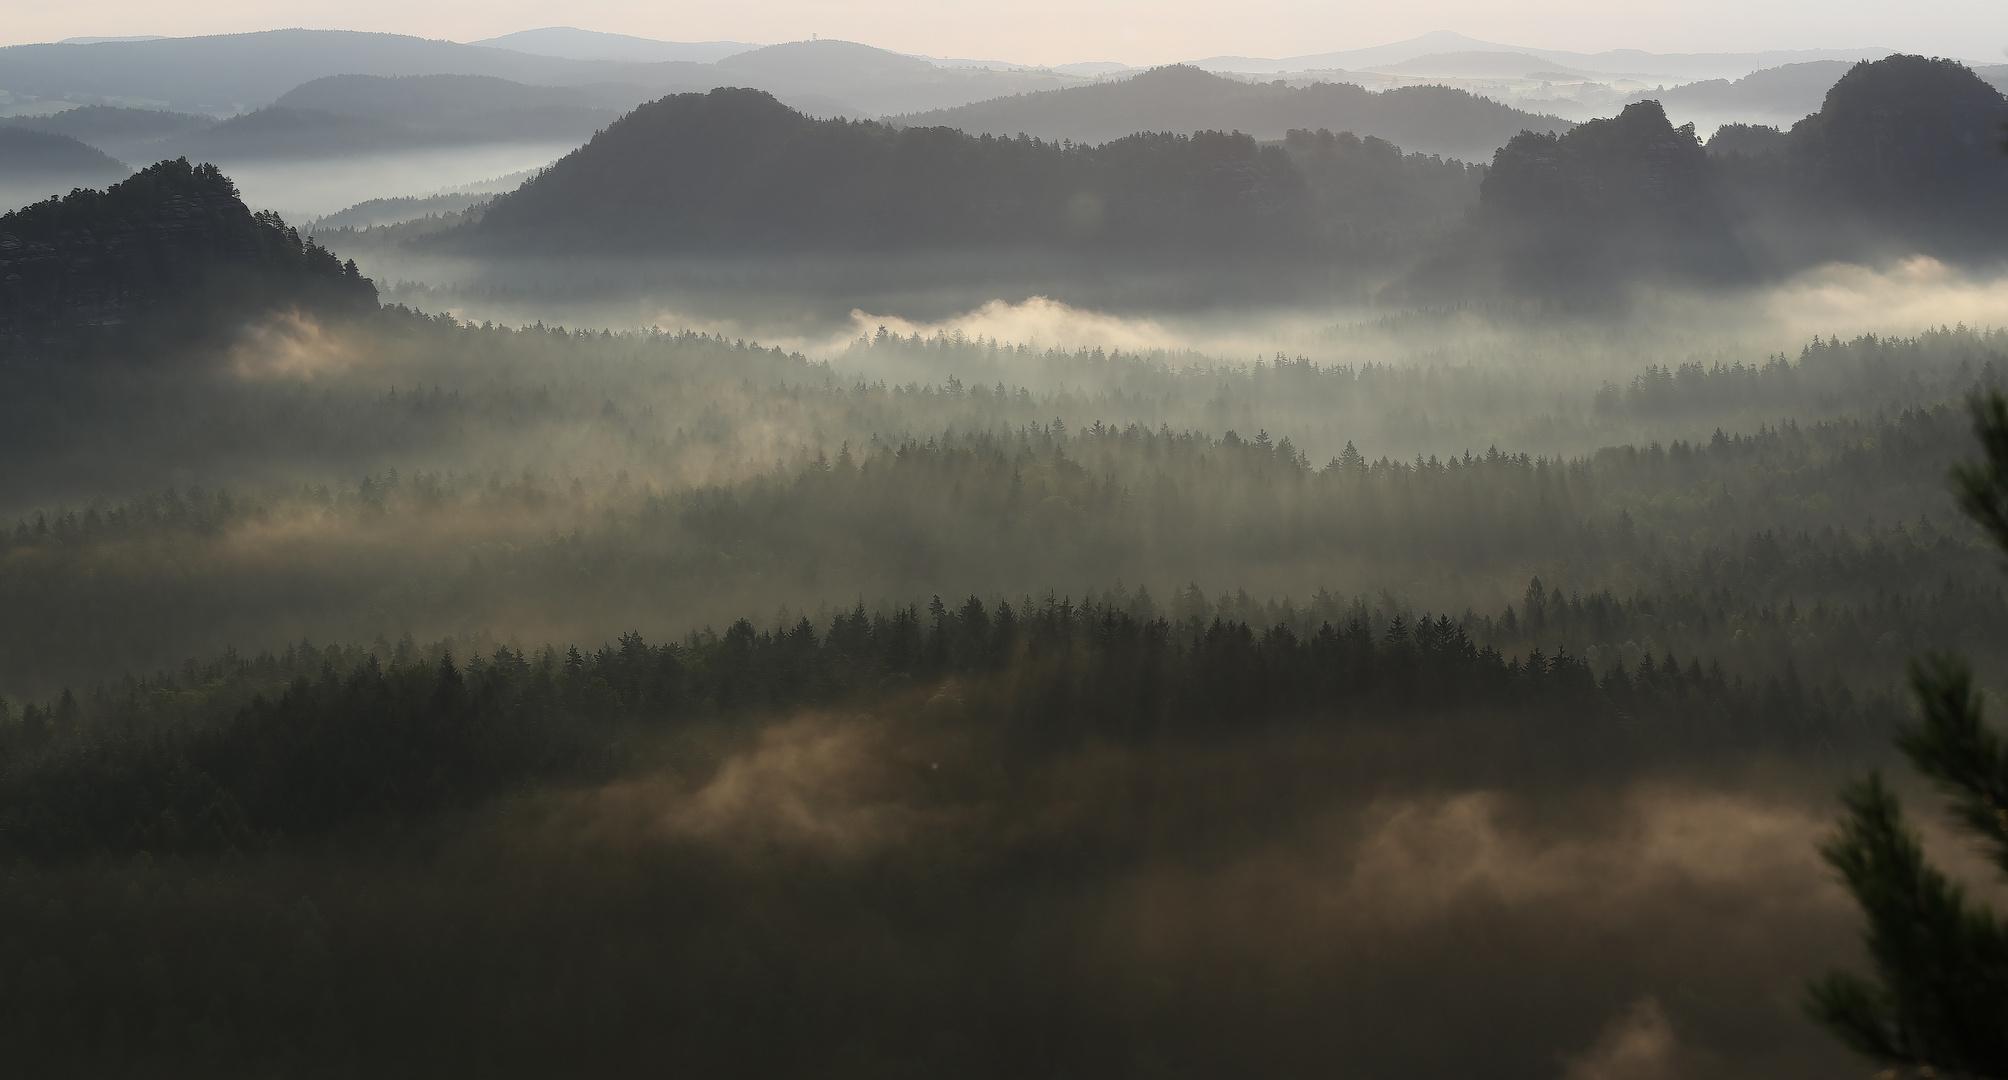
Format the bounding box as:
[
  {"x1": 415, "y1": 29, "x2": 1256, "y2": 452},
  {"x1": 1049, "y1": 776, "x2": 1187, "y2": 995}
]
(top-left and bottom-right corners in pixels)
[{"x1": 1808, "y1": 391, "x2": 2008, "y2": 1078}]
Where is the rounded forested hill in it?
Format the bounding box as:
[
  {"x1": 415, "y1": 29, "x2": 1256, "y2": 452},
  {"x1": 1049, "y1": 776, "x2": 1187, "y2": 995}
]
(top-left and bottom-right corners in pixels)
[
  {"x1": 473, "y1": 87, "x2": 1314, "y2": 254},
  {"x1": 1789, "y1": 54, "x2": 2008, "y2": 235},
  {"x1": 0, "y1": 158, "x2": 377, "y2": 358}
]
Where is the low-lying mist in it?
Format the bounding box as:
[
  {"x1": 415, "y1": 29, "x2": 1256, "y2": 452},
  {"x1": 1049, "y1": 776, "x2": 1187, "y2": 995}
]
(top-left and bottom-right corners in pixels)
[
  {"x1": 222, "y1": 142, "x2": 574, "y2": 222},
  {"x1": 346, "y1": 246, "x2": 2008, "y2": 395},
  {"x1": 480, "y1": 710, "x2": 1870, "y2": 1080}
]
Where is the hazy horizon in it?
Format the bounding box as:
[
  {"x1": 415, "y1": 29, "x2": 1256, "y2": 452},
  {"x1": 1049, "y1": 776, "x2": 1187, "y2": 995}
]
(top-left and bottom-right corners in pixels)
[{"x1": 5, "y1": 4, "x2": 2002, "y2": 70}]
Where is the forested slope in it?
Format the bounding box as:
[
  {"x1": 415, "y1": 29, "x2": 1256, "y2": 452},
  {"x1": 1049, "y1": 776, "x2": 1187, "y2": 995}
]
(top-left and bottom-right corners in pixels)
[
  {"x1": 464, "y1": 85, "x2": 1483, "y2": 266},
  {"x1": 0, "y1": 159, "x2": 375, "y2": 358}
]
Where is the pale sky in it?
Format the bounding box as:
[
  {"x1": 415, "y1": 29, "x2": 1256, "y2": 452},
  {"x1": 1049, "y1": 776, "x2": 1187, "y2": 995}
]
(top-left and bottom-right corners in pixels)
[{"x1": 4, "y1": 0, "x2": 2003, "y2": 65}]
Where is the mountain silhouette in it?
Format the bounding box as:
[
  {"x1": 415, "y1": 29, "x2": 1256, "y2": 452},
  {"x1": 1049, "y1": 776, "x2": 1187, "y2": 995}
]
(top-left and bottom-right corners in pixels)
[{"x1": 472, "y1": 87, "x2": 1316, "y2": 254}]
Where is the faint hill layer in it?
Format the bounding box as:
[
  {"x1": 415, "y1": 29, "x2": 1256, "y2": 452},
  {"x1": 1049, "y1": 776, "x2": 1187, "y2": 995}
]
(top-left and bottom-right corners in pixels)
[
  {"x1": 1632, "y1": 60, "x2": 1861, "y2": 124},
  {"x1": 171, "y1": 75, "x2": 644, "y2": 160},
  {"x1": 0, "y1": 129, "x2": 131, "y2": 212},
  {"x1": 2, "y1": 77, "x2": 647, "y2": 164},
  {"x1": 466, "y1": 28, "x2": 755, "y2": 64},
  {"x1": 0, "y1": 30, "x2": 687, "y2": 113},
  {"x1": 706, "y1": 40, "x2": 1091, "y2": 116},
  {"x1": 0, "y1": 128, "x2": 128, "y2": 180},
  {"x1": 0, "y1": 31, "x2": 1084, "y2": 121},
  {"x1": 469, "y1": 87, "x2": 1480, "y2": 257},
  {"x1": 275, "y1": 73, "x2": 646, "y2": 122},
  {"x1": 0, "y1": 159, "x2": 376, "y2": 357},
  {"x1": 1190, "y1": 30, "x2": 1892, "y2": 82},
  {"x1": 309, "y1": 192, "x2": 490, "y2": 230},
  {"x1": 1371, "y1": 51, "x2": 1593, "y2": 78},
  {"x1": 0, "y1": 106, "x2": 214, "y2": 164},
  {"x1": 890, "y1": 66, "x2": 1567, "y2": 162}
]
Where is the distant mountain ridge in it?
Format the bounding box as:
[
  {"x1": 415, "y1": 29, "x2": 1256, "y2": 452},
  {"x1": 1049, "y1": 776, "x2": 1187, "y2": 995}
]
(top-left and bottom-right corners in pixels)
[
  {"x1": 0, "y1": 31, "x2": 678, "y2": 113},
  {"x1": 1188, "y1": 30, "x2": 1896, "y2": 81},
  {"x1": 1629, "y1": 61, "x2": 1865, "y2": 125},
  {"x1": 0, "y1": 76, "x2": 649, "y2": 169},
  {"x1": 465, "y1": 28, "x2": 756, "y2": 64},
  {"x1": 0, "y1": 31, "x2": 1088, "y2": 120},
  {"x1": 892, "y1": 66, "x2": 1568, "y2": 162},
  {"x1": 168, "y1": 74, "x2": 642, "y2": 159},
  {"x1": 0, "y1": 105, "x2": 214, "y2": 164}
]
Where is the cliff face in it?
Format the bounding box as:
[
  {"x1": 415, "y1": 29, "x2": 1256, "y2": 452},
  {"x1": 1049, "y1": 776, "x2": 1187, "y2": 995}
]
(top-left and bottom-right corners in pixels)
[{"x1": 1, "y1": 159, "x2": 376, "y2": 359}]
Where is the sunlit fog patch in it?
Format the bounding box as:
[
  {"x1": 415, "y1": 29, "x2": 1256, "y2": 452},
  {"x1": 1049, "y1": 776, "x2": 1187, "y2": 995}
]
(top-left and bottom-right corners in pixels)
[
  {"x1": 1332, "y1": 786, "x2": 1838, "y2": 924},
  {"x1": 227, "y1": 310, "x2": 372, "y2": 380},
  {"x1": 835, "y1": 295, "x2": 1354, "y2": 370},
  {"x1": 1092, "y1": 782, "x2": 1851, "y2": 969},
  {"x1": 663, "y1": 715, "x2": 927, "y2": 854},
  {"x1": 1561, "y1": 998, "x2": 1696, "y2": 1080},
  {"x1": 851, "y1": 296, "x2": 1185, "y2": 355},
  {"x1": 1764, "y1": 256, "x2": 2008, "y2": 340},
  {"x1": 536, "y1": 713, "x2": 963, "y2": 861}
]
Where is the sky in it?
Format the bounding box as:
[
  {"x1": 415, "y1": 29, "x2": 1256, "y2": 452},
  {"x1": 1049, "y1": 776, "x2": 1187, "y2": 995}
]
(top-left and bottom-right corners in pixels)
[{"x1": 3, "y1": 0, "x2": 2004, "y2": 65}]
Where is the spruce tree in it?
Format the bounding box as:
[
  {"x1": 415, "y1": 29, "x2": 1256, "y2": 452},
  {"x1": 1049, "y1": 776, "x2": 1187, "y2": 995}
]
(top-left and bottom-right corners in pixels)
[{"x1": 1808, "y1": 390, "x2": 2008, "y2": 1077}]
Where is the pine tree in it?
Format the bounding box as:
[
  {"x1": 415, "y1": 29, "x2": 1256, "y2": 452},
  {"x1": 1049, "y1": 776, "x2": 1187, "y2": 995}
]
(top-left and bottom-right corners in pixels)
[{"x1": 1809, "y1": 391, "x2": 2008, "y2": 1077}]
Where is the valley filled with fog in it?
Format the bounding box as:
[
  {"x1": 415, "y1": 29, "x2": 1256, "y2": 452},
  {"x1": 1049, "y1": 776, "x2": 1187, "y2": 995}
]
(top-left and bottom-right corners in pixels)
[{"x1": 3, "y1": 24, "x2": 2008, "y2": 1080}]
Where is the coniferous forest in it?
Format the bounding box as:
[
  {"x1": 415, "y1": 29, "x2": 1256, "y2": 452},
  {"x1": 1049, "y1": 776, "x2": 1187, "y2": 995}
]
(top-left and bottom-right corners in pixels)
[{"x1": 2, "y1": 39, "x2": 2008, "y2": 1080}]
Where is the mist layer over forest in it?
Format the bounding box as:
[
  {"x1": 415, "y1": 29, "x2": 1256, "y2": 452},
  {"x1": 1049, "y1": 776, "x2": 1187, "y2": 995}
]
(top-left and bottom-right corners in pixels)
[{"x1": 2, "y1": 36, "x2": 2008, "y2": 1080}]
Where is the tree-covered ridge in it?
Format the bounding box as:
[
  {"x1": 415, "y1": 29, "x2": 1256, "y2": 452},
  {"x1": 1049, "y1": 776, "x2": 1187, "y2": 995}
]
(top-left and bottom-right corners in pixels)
[
  {"x1": 0, "y1": 159, "x2": 377, "y2": 358},
  {"x1": 470, "y1": 86, "x2": 1481, "y2": 256},
  {"x1": 0, "y1": 376, "x2": 1998, "y2": 700},
  {"x1": 1420, "y1": 55, "x2": 2008, "y2": 294},
  {"x1": 1476, "y1": 101, "x2": 1741, "y2": 283},
  {"x1": 0, "y1": 315, "x2": 1996, "y2": 703},
  {"x1": 477, "y1": 87, "x2": 1305, "y2": 252},
  {"x1": 1280, "y1": 127, "x2": 1483, "y2": 246},
  {"x1": 0, "y1": 589, "x2": 1894, "y2": 865},
  {"x1": 0, "y1": 599, "x2": 1878, "y2": 1078}
]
